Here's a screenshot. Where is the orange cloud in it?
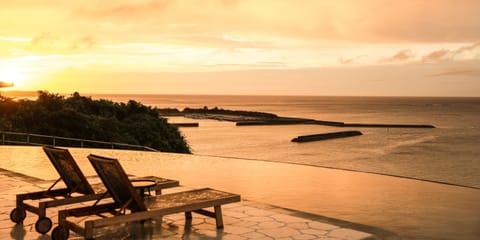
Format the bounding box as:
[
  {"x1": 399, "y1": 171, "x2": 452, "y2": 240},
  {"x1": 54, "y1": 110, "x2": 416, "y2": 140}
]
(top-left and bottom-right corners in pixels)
[
  {"x1": 3, "y1": 1, "x2": 479, "y2": 53},
  {"x1": 68, "y1": 1, "x2": 480, "y2": 43},
  {"x1": 422, "y1": 49, "x2": 450, "y2": 63},
  {"x1": 380, "y1": 49, "x2": 414, "y2": 63},
  {"x1": 75, "y1": 0, "x2": 171, "y2": 20},
  {"x1": 453, "y1": 42, "x2": 480, "y2": 58},
  {"x1": 70, "y1": 36, "x2": 96, "y2": 50},
  {"x1": 28, "y1": 33, "x2": 59, "y2": 51},
  {"x1": 158, "y1": 34, "x2": 276, "y2": 49},
  {"x1": 204, "y1": 61, "x2": 287, "y2": 69},
  {"x1": 338, "y1": 57, "x2": 354, "y2": 65},
  {"x1": 421, "y1": 42, "x2": 480, "y2": 63},
  {"x1": 26, "y1": 33, "x2": 96, "y2": 54},
  {"x1": 427, "y1": 69, "x2": 479, "y2": 77}
]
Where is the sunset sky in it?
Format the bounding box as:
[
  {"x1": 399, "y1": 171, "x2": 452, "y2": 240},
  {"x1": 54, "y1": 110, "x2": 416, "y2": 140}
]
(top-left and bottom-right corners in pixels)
[{"x1": 0, "y1": 0, "x2": 479, "y2": 96}]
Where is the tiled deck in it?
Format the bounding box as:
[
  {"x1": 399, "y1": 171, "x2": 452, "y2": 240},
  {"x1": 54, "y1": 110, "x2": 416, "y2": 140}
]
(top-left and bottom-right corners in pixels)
[{"x1": 0, "y1": 169, "x2": 374, "y2": 240}]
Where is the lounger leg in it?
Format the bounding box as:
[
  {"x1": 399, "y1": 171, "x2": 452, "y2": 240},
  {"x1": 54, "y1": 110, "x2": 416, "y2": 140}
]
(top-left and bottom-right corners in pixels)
[
  {"x1": 10, "y1": 196, "x2": 27, "y2": 224},
  {"x1": 51, "y1": 210, "x2": 70, "y2": 240},
  {"x1": 185, "y1": 211, "x2": 192, "y2": 219},
  {"x1": 214, "y1": 206, "x2": 223, "y2": 229},
  {"x1": 16, "y1": 194, "x2": 27, "y2": 214},
  {"x1": 38, "y1": 202, "x2": 47, "y2": 218},
  {"x1": 58, "y1": 210, "x2": 67, "y2": 229}
]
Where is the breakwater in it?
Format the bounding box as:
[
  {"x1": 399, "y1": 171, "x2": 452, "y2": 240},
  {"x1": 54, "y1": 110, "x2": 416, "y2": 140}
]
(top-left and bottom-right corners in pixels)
[
  {"x1": 171, "y1": 123, "x2": 199, "y2": 127},
  {"x1": 235, "y1": 118, "x2": 343, "y2": 126},
  {"x1": 292, "y1": 131, "x2": 363, "y2": 143},
  {"x1": 342, "y1": 123, "x2": 435, "y2": 128},
  {"x1": 237, "y1": 119, "x2": 435, "y2": 128},
  {"x1": 160, "y1": 107, "x2": 436, "y2": 129}
]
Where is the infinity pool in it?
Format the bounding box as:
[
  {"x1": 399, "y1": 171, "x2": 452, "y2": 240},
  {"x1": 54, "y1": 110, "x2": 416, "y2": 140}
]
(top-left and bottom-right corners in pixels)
[{"x1": 1, "y1": 146, "x2": 479, "y2": 240}]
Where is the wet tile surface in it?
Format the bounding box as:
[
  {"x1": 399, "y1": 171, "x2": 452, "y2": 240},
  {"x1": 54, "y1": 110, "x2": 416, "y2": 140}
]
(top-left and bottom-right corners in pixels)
[{"x1": 0, "y1": 168, "x2": 373, "y2": 240}]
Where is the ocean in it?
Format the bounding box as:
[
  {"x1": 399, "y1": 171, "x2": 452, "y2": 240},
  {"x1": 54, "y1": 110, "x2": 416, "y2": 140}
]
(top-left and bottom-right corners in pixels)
[{"x1": 91, "y1": 94, "x2": 480, "y2": 189}]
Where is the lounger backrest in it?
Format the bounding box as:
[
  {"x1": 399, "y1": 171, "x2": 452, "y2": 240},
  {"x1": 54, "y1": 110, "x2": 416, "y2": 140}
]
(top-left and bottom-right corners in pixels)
[
  {"x1": 88, "y1": 154, "x2": 147, "y2": 212},
  {"x1": 43, "y1": 146, "x2": 95, "y2": 195}
]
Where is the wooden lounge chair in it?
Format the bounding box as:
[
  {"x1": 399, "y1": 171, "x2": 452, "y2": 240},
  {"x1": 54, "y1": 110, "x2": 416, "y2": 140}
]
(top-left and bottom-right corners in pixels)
[
  {"x1": 9, "y1": 146, "x2": 179, "y2": 234},
  {"x1": 51, "y1": 154, "x2": 241, "y2": 240}
]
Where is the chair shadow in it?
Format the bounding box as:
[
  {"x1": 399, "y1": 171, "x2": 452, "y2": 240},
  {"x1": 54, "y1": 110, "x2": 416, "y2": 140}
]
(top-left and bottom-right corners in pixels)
[
  {"x1": 107, "y1": 217, "x2": 226, "y2": 239},
  {"x1": 10, "y1": 224, "x2": 26, "y2": 240}
]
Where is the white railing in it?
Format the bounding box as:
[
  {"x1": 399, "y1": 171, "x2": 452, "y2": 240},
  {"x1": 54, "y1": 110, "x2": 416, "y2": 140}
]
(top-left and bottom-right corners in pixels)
[{"x1": 0, "y1": 131, "x2": 159, "y2": 152}]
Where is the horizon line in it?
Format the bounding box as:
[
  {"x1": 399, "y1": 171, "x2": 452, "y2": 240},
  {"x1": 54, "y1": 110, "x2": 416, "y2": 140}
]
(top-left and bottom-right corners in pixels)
[{"x1": 2, "y1": 90, "x2": 480, "y2": 99}]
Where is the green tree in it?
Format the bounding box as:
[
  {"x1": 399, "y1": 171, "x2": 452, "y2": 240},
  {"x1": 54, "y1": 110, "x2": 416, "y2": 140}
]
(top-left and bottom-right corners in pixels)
[{"x1": 0, "y1": 92, "x2": 190, "y2": 153}]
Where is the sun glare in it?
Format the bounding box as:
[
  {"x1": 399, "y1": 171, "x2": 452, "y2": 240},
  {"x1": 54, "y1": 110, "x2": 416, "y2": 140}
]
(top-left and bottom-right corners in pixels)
[{"x1": 0, "y1": 66, "x2": 29, "y2": 88}]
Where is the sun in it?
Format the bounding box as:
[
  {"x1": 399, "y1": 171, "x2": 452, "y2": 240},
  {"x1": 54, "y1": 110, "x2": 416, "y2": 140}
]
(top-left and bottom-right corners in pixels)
[{"x1": 0, "y1": 66, "x2": 28, "y2": 88}]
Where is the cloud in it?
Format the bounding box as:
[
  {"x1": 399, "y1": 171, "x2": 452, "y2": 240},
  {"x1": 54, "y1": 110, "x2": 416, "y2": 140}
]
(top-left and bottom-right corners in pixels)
[
  {"x1": 75, "y1": 1, "x2": 480, "y2": 43},
  {"x1": 378, "y1": 43, "x2": 480, "y2": 65},
  {"x1": 0, "y1": 36, "x2": 30, "y2": 42},
  {"x1": 421, "y1": 42, "x2": 480, "y2": 63},
  {"x1": 425, "y1": 59, "x2": 480, "y2": 78},
  {"x1": 380, "y1": 49, "x2": 414, "y2": 63},
  {"x1": 70, "y1": 35, "x2": 96, "y2": 50},
  {"x1": 255, "y1": 61, "x2": 287, "y2": 67},
  {"x1": 202, "y1": 61, "x2": 287, "y2": 69},
  {"x1": 162, "y1": 34, "x2": 276, "y2": 49},
  {"x1": 76, "y1": 0, "x2": 171, "y2": 20},
  {"x1": 26, "y1": 32, "x2": 96, "y2": 54},
  {"x1": 452, "y1": 42, "x2": 480, "y2": 59},
  {"x1": 27, "y1": 32, "x2": 60, "y2": 52},
  {"x1": 421, "y1": 49, "x2": 450, "y2": 63},
  {"x1": 338, "y1": 57, "x2": 354, "y2": 64},
  {"x1": 427, "y1": 69, "x2": 479, "y2": 77},
  {"x1": 456, "y1": 42, "x2": 480, "y2": 53},
  {"x1": 2, "y1": 1, "x2": 480, "y2": 45}
]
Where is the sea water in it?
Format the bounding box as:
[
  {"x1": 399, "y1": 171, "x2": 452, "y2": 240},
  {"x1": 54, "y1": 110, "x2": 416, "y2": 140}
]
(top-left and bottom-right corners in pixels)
[{"x1": 91, "y1": 94, "x2": 480, "y2": 189}]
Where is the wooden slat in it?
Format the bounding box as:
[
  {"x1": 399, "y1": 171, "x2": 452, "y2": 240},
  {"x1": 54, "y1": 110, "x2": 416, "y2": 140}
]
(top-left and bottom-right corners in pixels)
[{"x1": 80, "y1": 189, "x2": 240, "y2": 228}]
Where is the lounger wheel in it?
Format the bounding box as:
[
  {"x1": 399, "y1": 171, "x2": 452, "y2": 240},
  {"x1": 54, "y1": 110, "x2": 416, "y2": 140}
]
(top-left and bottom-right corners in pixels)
[
  {"x1": 10, "y1": 208, "x2": 26, "y2": 223},
  {"x1": 51, "y1": 226, "x2": 69, "y2": 240},
  {"x1": 35, "y1": 217, "x2": 52, "y2": 234}
]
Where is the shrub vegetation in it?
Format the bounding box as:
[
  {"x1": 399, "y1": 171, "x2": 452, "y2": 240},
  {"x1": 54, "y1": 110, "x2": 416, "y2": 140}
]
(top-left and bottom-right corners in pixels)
[{"x1": 0, "y1": 91, "x2": 190, "y2": 153}]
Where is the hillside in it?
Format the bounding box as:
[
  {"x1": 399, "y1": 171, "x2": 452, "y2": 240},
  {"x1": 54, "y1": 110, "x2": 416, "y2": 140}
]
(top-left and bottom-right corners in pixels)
[{"x1": 0, "y1": 91, "x2": 190, "y2": 153}]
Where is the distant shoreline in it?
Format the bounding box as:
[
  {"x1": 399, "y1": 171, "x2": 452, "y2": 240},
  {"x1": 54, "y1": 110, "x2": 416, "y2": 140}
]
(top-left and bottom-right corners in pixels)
[{"x1": 0, "y1": 92, "x2": 437, "y2": 128}]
